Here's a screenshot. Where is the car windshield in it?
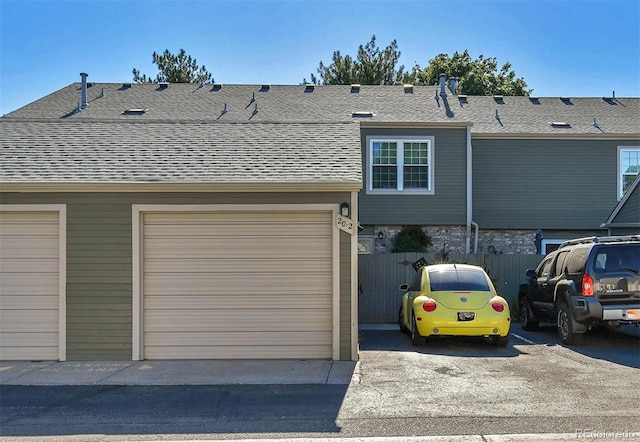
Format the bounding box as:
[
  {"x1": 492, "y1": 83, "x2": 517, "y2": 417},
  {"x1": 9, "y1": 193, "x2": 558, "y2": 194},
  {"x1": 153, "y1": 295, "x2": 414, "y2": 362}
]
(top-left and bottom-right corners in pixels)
[{"x1": 428, "y1": 267, "x2": 491, "y2": 292}]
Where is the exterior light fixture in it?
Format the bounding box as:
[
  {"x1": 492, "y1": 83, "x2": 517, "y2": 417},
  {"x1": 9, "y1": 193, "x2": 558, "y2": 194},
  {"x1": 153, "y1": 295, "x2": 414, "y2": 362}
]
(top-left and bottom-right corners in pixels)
[
  {"x1": 378, "y1": 231, "x2": 385, "y2": 239},
  {"x1": 340, "y1": 202, "x2": 350, "y2": 217}
]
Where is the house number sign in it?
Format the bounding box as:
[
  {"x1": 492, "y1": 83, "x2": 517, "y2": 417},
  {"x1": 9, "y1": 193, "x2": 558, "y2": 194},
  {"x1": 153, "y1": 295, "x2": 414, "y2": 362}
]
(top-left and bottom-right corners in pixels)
[{"x1": 335, "y1": 213, "x2": 355, "y2": 235}]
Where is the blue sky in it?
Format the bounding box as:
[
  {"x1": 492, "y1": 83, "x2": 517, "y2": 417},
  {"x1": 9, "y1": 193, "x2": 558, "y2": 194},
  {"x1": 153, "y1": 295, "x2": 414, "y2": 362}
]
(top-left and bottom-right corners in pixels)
[{"x1": 1, "y1": 0, "x2": 639, "y2": 115}]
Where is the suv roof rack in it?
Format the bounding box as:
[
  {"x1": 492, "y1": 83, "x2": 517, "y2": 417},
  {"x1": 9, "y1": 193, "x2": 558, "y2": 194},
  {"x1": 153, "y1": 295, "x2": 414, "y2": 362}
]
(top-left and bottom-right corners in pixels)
[{"x1": 559, "y1": 235, "x2": 640, "y2": 249}]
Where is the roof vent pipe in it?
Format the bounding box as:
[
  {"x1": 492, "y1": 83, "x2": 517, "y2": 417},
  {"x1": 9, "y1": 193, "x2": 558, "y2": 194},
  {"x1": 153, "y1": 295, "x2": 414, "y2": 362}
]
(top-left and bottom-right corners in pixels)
[
  {"x1": 80, "y1": 72, "x2": 88, "y2": 109},
  {"x1": 439, "y1": 73, "x2": 447, "y2": 96},
  {"x1": 449, "y1": 77, "x2": 458, "y2": 95}
]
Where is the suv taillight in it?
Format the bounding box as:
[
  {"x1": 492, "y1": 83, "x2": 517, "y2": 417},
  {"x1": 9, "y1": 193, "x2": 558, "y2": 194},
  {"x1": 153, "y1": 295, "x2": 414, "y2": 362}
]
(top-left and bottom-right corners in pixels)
[{"x1": 582, "y1": 274, "x2": 594, "y2": 297}]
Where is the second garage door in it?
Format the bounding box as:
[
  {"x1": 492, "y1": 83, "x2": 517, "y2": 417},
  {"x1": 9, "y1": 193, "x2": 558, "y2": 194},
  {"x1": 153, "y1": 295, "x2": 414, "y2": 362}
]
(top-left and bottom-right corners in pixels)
[{"x1": 141, "y1": 209, "x2": 335, "y2": 359}]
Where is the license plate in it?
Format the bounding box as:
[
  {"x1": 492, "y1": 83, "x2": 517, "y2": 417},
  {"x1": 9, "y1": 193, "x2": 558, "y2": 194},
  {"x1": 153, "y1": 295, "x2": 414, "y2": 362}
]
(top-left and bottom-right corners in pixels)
[
  {"x1": 627, "y1": 309, "x2": 640, "y2": 320},
  {"x1": 458, "y1": 312, "x2": 475, "y2": 321}
]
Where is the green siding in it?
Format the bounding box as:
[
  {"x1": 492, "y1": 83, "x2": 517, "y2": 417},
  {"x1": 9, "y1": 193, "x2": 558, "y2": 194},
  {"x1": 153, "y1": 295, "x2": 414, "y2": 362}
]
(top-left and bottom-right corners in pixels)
[
  {"x1": 359, "y1": 128, "x2": 468, "y2": 225},
  {"x1": 472, "y1": 138, "x2": 640, "y2": 230},
  {"x1": 613, "y1": 184, "x2": 640, "y2": 224},
  {"x1": 1, "y1": 192, "x2": 354, "y2": 361}
]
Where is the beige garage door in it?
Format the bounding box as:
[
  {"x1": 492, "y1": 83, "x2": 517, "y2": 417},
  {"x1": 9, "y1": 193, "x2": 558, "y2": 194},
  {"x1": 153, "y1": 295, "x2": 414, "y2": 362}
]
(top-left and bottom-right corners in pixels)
[
  {"x1": 142, "y1": 210, "x2": 334, "y2": 359},
  {"x1": 0, "y1": 211, "x2": 62, "y2": 360}
]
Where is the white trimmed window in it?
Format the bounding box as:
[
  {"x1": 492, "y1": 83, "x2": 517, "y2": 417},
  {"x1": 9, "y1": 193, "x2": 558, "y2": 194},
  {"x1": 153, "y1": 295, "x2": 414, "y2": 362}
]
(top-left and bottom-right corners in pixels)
[
  {"x1": 367, "y1": 137, "x2": 434, "y2": 194},
  {"x1": 618, "y1": 146, "x2": 640, "y2": 199}
]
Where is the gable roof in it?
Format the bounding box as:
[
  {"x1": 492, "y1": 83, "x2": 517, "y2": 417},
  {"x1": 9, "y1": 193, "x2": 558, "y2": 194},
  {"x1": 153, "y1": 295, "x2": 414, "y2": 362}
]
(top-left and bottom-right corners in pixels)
[
  {"x1": 603, "y1": 173, "x2": 640, "y2": 228},
  {"x1": 4, "y1": 82, "x2": 639, "y2": 137}
]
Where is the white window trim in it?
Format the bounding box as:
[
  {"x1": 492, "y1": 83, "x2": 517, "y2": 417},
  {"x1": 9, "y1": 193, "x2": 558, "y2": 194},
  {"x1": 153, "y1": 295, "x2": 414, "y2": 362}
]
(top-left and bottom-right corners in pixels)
[
  {"x1": 541, "y1": 239, "x2": 565, "y2": 255},
  {"x1": 366, "y1": 136, "x2": 435, "y2": 195},
  {"x1": 617, "y1": 146, "x2": 640, "y2": 199}
]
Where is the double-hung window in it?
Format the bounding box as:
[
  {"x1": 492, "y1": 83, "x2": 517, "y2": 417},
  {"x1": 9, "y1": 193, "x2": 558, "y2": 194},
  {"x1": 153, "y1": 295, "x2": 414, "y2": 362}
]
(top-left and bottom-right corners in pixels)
[
  {"x1": 618, "y1": 146, "x2": 640, "y2": 199},
  {"x1": 368, "y1": 137, "x2": 434, "y2": 194}
]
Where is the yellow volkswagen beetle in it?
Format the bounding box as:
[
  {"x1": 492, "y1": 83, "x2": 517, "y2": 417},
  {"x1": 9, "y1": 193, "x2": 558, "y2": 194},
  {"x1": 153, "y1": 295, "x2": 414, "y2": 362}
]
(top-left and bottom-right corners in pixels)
[{"x1": 399, "y1": 263, "x2": 511, "y2": 346}]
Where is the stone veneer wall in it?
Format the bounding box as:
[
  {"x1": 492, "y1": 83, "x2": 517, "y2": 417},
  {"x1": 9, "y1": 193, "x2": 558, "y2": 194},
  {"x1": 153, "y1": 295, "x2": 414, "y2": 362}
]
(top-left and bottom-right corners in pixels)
[{"x1": 373, "y1": 225, "x2": 538, "y2": 255}]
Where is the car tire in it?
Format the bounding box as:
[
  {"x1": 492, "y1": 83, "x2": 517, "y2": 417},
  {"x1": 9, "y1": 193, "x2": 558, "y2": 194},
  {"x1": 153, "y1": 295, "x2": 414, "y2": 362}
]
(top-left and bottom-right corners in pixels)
[
  {"x1": 399, "y1": 306, "x2": 409, "y2": 334},
  {"x1": 491, "y1": 334, "x2": 509, "y2": 347},
  {"x1": 557, "y1": 302, "x2": 584, "y2": 345},
  {"x1": 410, "y1": 313, "x2": 426, "y2": 346},
  {"x1": 519, "y1": 296, "x2": 539, "y2": 331}
]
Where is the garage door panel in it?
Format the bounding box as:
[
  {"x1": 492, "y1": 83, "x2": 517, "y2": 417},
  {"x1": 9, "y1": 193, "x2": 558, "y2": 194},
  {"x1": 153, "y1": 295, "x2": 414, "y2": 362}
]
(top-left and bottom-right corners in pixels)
[
  {"x1": 142, "y1": 209, "x2": 334, "y2": 360},
  {"x1": 0, "y1": 346, "x2": 59, "y2": 360},
  {"x1": 144, "y1": 258, "x2": 331, "y2": 273},
  {"x1": 0, "y1": 310, "x2": 59, "y2": 333},
  {"x1": 145, "y1": 331, "x2": 332, "y2": 346},
  {"x1": 145, "y1": 294, "x2": 332, "y2": 310},
  {"x1": 144, "y1": 212, "x2": 331, "y2": 225},
  {"x1": 144, "y1": 345, "x2": 332, "y2": 360},
  {"x1": 144, "y1": 223, "x2": 331, "y2": 237},
  {"x1": 0, "y1": 295, "x2": 59, "y2": 310},
  {"x1": 0, "y1": 273, "x2": 60, "y2": 296},
  {"x1": 144, "y1": 309, "x2": 332, "y2": 332},
  {"x1": 144, "y1": 273, "x2": 331, "y2": 296},
  {"x1": 0, "y1": 210, "x2": 61, "y2": 361},
  {"x1": 0, "y1": 258, "x2": 59, "y2": 273},
  {"x1": 144, "y1": 237, "x2": 331, "y2": 259}
]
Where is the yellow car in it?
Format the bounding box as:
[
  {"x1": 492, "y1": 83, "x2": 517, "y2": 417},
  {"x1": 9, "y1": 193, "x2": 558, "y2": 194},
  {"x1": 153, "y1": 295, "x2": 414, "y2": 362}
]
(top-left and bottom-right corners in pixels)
[{"x1": 399, "y1": 263, "x2": 511, "y2": 346}]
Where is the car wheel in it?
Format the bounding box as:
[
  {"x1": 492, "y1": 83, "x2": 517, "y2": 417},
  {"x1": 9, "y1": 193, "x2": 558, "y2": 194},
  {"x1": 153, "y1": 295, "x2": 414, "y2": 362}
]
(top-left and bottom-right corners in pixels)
[
  {"x1": 399, "y1": 306, "x2": 409, "y2": 334},
  {"x1": 491, "y1": 334, "x2": 510, "y2": 347},
  {"x1": 519, "y1": 296, "x2": 539, "y2": 331},
  {"x1": 557, "y1": 303, "x2": 584, "y2": 345},
  {"x1": 410, "y1": 313, "x2": 426, "y2": 346}
]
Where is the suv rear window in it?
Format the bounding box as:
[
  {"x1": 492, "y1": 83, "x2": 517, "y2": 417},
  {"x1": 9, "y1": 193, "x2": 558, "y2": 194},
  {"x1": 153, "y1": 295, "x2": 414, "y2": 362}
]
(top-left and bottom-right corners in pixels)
[
  {"x1": 594, "y1": 244, "x2": 640, "y2": 273},
  {"x1": 428, "y1": 268, "x2": 491, "y2": 292}
]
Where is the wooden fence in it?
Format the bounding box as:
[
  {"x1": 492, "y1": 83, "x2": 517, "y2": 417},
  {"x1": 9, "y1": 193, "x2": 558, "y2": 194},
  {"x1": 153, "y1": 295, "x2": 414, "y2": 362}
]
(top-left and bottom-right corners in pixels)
[{"x1": 358, "y1": 252, "x2": 542, "y2": 324}]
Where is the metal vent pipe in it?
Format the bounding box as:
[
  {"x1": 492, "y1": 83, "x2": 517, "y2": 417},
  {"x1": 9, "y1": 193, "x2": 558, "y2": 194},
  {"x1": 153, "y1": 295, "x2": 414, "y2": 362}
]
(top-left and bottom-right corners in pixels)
[{"x1": 80, "y1": 72, "x2": 88, "y2": 109}]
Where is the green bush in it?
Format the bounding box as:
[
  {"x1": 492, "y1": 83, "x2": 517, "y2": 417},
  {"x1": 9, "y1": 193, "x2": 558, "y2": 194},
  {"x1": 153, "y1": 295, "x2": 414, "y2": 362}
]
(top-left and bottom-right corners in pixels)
[{"x1": 392, "y1": 226, "x2": 433, "y2": 253}]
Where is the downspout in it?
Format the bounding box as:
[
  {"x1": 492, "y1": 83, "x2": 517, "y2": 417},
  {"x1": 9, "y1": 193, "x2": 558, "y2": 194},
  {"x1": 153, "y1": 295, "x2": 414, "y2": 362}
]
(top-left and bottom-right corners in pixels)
[
  {"x1": 466, "y1": 124, "x2": 473, "y2": 254},
  {"x1": 471, "y1": 221, "x2": 479, "y2": 254}
]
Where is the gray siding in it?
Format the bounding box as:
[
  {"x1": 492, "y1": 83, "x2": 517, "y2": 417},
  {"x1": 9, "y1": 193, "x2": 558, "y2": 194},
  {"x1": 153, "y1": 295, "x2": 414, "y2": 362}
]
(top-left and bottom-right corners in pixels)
[
  {"x1": 613, "y1": 185, "x2": 640, "y2": 224},
  {"x1": 472, "y1": 138, "x2": 640, "y2": 229},
  {"x1": 359, "y1": 127, "x2": 468, "y2": 225},
  {"x1": 1, "y1": 192, "x2": 354, "y2": 361}
]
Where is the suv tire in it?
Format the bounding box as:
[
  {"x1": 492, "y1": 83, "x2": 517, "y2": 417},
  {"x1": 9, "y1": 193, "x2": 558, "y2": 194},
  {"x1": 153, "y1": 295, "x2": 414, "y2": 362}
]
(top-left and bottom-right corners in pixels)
[
  {"x1": 519, "y1": 296, "x2": 539, "y2": 331},
  {"x1": 557, "y1": 302, "x2": 584, "y2": 345}
]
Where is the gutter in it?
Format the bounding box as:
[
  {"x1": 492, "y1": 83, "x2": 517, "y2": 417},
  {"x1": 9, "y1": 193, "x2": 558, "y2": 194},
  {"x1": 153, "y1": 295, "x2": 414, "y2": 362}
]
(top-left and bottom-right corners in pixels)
[{"x1": 466, "y1": 125, "x2": 474, "y2": 254}]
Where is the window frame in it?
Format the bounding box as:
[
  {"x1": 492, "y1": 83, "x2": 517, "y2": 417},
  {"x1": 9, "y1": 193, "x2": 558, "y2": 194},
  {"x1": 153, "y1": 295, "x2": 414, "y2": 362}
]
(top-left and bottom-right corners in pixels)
[
  {"x1": 366, "y1": 136, "x2": 435, "y2": 195},
  {"x1": 618, "y1": 146, "x2": 640, "y2": 199}
]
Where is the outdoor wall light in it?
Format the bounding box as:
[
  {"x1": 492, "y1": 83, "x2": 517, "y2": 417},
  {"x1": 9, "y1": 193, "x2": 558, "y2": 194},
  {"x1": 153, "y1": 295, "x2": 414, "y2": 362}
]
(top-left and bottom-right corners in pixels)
[
  {"x1": 378, "y1": 231, "x2": 385, "y2": 239},
  {"x1": 340, "y1": 202, "x2": 350, "y2": 217}
]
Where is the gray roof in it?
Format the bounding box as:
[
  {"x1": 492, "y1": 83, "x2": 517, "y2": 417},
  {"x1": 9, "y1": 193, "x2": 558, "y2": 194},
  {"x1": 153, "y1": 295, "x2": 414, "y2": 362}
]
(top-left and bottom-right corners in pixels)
[
  {"x1": 4, "y1": 82, "x2": 639, "y2": 136},
  {"x1": 0, "y1": 120, "x2": 362, "y2": 189}
]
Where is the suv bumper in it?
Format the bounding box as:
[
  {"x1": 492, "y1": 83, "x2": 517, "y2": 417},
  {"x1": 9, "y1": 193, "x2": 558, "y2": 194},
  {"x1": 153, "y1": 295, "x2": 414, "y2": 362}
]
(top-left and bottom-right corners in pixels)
[{"x1": 573, "y1": 297, "x2": 640, "y2": 326}]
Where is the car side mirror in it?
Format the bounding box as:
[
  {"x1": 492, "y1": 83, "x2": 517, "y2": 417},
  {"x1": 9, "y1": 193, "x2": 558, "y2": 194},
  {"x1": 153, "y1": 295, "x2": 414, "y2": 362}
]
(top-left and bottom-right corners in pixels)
[
  {"x1": 525, "y1": 269, "x2": 536, "y2": 279},
  {"x1": 399, "y1": 283, "x2": 409, "y2": 291}
]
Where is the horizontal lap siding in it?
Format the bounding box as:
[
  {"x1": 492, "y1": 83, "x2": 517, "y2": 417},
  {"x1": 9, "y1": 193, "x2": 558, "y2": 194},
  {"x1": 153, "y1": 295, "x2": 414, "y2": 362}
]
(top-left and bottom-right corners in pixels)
[
  {"x1": 472, "y1": 139, "x2": 628, "y2": 229},
  {"x1": 142, "y1": 211, "x2": 334, "y2": 359},
  {"x1": 0, "y1": 193, "x2": 353, "y2": 361},
  {"x1": 0, "y1": 212, "x2": 59, "y2": 360},
  {"x1": 359, "y1": 128, "x2": 468, "y2": 225}
]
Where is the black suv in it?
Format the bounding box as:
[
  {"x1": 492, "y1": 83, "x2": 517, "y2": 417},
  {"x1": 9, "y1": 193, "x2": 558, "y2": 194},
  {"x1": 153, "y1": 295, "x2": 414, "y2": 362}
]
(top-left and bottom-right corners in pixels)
[{"x1": 518, "y1": 235, "x2": 640, "y2": 345}]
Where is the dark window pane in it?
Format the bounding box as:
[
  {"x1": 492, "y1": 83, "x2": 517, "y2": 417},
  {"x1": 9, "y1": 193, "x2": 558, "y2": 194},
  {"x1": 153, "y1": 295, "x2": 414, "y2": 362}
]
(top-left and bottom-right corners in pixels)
[{"x1": 428, "y1": 268, "x2": 491, "y2": 292}]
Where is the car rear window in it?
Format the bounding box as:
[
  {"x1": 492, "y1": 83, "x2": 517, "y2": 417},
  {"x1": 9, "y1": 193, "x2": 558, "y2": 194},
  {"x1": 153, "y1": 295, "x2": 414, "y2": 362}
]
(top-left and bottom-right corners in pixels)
[
  {"x1": 428, "y1": 268, "x2": 491, "y2": 292},
  {"x1": 594, "y1": 244, "x2": 640, "y2": 273}
]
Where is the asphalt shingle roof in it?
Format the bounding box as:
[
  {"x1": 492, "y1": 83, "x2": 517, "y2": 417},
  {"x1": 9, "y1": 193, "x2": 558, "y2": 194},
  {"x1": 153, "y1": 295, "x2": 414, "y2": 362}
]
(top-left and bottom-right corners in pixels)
[
  {"x1": 2, "y1": 81, "x2": 638, "y2": 186},
  {"x1": 1, "y1": 121, "x2": 362, "y2": 186},
  {"x1": 5, "y1": 82, "x2": 639, "y2": 135}
]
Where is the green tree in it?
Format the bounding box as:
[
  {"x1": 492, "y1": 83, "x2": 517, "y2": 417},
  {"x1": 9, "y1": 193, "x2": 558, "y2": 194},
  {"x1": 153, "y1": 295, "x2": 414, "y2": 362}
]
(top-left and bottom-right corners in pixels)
[
  {"x1": 304, "y1": 35, "x2": 406, "y2": 85},
  {"x1": 133, "y1": 49, "x2": 213, "y2": 84},
  {"x1": 392, "y1": 226, "x2": 433, "y2": 253},
  {"x1": 404, "y1": 50, "x2": 531, "y2": 96}
]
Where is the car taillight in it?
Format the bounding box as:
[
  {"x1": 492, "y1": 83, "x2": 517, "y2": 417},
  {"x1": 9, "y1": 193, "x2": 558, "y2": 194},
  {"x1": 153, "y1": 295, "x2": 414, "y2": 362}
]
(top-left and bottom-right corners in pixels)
[
  {"x1": 582, "y1": 274, "x2": 594, "y2": 296},
  {"x1": 422, "y1": 301, "x2": 437, "y2": 312},
  {"x1": 491, "y1": 302, "x2": 505, "y2": 312}
]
